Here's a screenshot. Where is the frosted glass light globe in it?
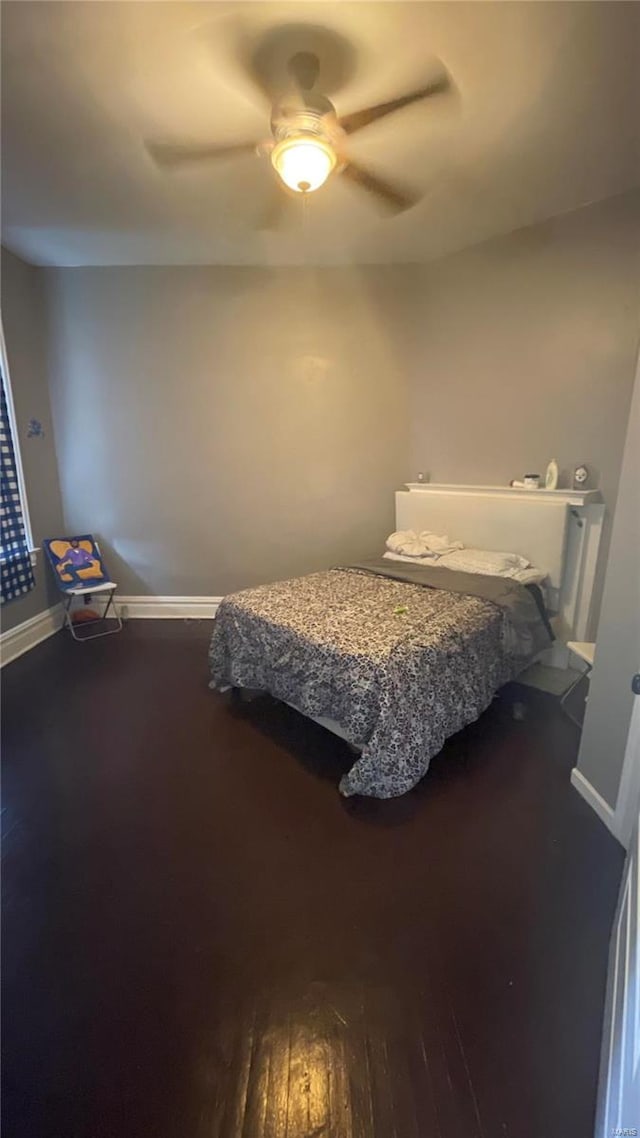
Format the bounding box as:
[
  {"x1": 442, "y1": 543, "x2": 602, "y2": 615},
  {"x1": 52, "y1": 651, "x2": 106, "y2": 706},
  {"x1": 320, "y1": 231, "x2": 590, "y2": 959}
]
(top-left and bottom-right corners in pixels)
[{"x1": 271, "y1": 137, "x2": 336, "y2": 193}]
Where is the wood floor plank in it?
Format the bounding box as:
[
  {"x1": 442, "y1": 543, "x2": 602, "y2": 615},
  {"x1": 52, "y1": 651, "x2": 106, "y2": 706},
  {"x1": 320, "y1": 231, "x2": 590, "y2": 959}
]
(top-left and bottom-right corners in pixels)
[
  {"x1": 263, "y1": 1007, "x2": 292, "y2": 1138},
  {"x1": 217, "y1": 1005, "x2": 257, "y2": 1138},
  {"x1": 340, "y1": 989, "x2": 375, "y2": 1138},
  {"x1": 242, "y1": 1002, "x2": 273, "y2": 1138},
  {"x1": 324, "y1": 1002, "x2": 354, "y2": 1138}
]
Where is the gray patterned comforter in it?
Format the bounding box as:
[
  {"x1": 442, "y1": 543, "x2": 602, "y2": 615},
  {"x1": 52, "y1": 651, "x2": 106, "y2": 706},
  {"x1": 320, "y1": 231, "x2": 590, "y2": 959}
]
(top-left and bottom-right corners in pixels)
[{"x1": 208, "y1": 563, "x2": 552, "y2": 799}]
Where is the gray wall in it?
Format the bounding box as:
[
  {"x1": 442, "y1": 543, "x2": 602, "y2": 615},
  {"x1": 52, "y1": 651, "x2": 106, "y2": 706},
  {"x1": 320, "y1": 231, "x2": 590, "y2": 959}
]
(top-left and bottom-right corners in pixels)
[
  {"x1": 1, "y1": 248, "x2": 65, "y2": 630},
  {"x1": 45, "y1": 266, "x2": 413, "y2": 596},
  {"x1": 410, "y1": 191, "x2": 640, "y2": 628},
  {"x1": 42, "y1": 194, "x2": 640, "y2": 611},
  {"x1": 576, "y1": 349, "x2": 640, "y2": 809}
]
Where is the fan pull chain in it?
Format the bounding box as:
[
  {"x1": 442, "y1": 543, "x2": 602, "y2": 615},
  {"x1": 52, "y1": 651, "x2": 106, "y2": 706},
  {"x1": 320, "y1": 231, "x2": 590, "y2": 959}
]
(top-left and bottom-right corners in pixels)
[{"x1": 302, "y1": 190, "x2": 310, "y2": 259}]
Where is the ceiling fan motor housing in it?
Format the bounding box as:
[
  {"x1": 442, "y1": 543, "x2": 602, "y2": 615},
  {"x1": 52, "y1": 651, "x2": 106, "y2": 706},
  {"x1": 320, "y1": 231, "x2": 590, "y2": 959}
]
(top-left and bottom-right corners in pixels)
[
  {"x1": 271, "y1": 91, "x2": 341, "y2": 144},
  {"x1": 268, "y1": 90, "x2": 345, "y2": 192}
]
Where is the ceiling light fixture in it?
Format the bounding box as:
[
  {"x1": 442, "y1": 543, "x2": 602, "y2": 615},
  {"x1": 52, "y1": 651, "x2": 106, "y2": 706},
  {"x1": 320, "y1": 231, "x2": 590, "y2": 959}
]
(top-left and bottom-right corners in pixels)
[{"x1": 271, "y1": 136, "x2": 336, "y2": 194}]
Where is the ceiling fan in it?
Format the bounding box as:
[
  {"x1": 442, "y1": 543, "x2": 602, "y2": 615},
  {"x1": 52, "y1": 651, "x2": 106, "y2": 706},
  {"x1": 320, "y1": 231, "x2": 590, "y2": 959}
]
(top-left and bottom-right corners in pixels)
[{"x1": 146, "y1": 50, "x2": 452, "y2": 217}]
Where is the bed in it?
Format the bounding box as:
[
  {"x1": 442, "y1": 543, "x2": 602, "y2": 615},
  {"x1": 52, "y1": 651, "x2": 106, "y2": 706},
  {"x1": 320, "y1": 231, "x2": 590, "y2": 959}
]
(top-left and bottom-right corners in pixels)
[
  {"x1": 208, "y1": 559, "x2": 552, "y2": 798},
  {"x1": 208, "y1": 486, "x2": 604, "y2": 799}
]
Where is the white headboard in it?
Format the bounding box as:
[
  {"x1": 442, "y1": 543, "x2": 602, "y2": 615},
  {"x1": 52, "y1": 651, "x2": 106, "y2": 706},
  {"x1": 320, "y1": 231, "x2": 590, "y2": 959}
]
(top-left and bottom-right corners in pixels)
[
  {"x1": 396, "y1": 489, "x2": 568, "y2": 587},
  {"x1": 394, "y1": 486, "x2": 605, "y2": 639}
]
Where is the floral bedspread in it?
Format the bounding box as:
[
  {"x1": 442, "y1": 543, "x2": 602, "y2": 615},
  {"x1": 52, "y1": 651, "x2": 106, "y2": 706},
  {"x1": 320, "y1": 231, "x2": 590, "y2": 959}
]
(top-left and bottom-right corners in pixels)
[{"x1": 208, "y1": 566, "x2": 550, "y2": 798}]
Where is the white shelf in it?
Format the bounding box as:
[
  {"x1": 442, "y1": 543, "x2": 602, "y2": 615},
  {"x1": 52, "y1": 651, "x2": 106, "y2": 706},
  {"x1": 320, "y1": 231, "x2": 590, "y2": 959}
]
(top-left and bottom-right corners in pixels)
[{"x1": 403, "y1": 483, "x2": 602, "y2": 506}]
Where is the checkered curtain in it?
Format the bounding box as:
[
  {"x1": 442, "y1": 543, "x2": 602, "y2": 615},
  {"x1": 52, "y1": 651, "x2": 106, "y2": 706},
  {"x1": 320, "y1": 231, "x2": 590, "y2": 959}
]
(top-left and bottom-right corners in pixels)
[{"x1": 1, "y1": 370, "x2": 35, "y2": 604}]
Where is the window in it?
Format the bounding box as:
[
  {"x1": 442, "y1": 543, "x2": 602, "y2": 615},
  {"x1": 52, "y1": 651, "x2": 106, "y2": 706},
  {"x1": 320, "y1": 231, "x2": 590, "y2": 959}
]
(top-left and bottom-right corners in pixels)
[{"x1": 1, "y1": 321, "x2": 35, "y2": 604}]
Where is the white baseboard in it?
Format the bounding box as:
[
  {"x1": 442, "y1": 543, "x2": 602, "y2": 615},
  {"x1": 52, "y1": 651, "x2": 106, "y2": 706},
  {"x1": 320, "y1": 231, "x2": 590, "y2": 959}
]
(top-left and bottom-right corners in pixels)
[
  {"x1": 0, "y1": 595, "x2": 221, "y2": 664},
  {"x1": 570, "y1": 767, "x2": 617, "y2": 836},
  {"x1": 0, "y1": 604, "x2": 63, "y2": 667},
  {"x1": 116, "y1": 596, "x2": 222, "y2": 620}
]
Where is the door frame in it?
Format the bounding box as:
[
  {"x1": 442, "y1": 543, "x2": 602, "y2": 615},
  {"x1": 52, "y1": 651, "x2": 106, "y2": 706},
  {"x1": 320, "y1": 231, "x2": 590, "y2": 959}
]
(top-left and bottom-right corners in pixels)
[{"x1": 614, "y1": 696, "x2": 640, "y2": 849}]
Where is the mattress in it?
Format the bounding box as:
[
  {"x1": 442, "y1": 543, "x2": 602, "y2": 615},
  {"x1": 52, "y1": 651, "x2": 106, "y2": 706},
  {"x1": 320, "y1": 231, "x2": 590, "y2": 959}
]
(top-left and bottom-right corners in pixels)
[{"x1": 208, "y1": 564, "x2": 551, "y2": 799}]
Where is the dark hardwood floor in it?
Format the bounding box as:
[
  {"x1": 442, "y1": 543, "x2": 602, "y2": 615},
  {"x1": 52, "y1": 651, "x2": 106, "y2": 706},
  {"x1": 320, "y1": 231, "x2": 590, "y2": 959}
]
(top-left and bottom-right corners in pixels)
[{"x1": 1, "y1": 621, "x2": 623, "y2": 1138}]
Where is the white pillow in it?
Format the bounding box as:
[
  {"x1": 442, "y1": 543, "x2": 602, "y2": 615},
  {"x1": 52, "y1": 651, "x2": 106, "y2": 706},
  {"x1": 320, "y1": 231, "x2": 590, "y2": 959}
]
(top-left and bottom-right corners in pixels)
[
  {"x1": 384, "y1": 549, "x2": 545, "y2": 583},
  {"x1": 438, "y1": 548, "x2": 530, "y2": 573},
  {"x1": 438, "y1": 548, "x2": 540, "y2": 580},
  {"x1": 508, "y1": 566, "x2": 547, "y2": 585},
  {"x1": 385, "y1": 530, "x2": 437, "y2": 558},
  {"x1": 385, "y1": 529, "x2": 463, "y2": 559},
  {"x1": 419, "y1": 530, "x2": 464, "y2": 555},
  {"x1": 383, "y1": 550, "x2": 432, "y2": 565}
]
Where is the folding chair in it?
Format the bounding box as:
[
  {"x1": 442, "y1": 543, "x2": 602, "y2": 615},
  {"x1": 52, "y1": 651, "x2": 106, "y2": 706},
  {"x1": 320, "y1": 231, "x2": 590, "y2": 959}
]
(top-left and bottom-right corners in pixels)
[{"x1": 44, "y1": 535, "x2": 123, "y2": 642}]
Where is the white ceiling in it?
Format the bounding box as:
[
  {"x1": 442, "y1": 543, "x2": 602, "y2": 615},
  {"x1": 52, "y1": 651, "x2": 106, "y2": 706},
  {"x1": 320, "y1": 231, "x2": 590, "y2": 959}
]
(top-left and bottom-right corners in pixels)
[{"x1": 2, "y1": 1, "x2": 639, "y2": 266}]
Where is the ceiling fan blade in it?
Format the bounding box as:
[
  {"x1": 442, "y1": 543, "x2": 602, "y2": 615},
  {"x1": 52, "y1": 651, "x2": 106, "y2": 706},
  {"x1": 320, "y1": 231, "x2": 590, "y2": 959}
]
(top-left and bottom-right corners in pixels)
[
  {"x1": 341, "y1": 162, "x2": 419, "y2": 214},
  {"x1": 338, "y1": 75, "x2": 450, "y2": 135},
  {"x1": 145, "y1": 140, "x2": 259, "y2": 169}
]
